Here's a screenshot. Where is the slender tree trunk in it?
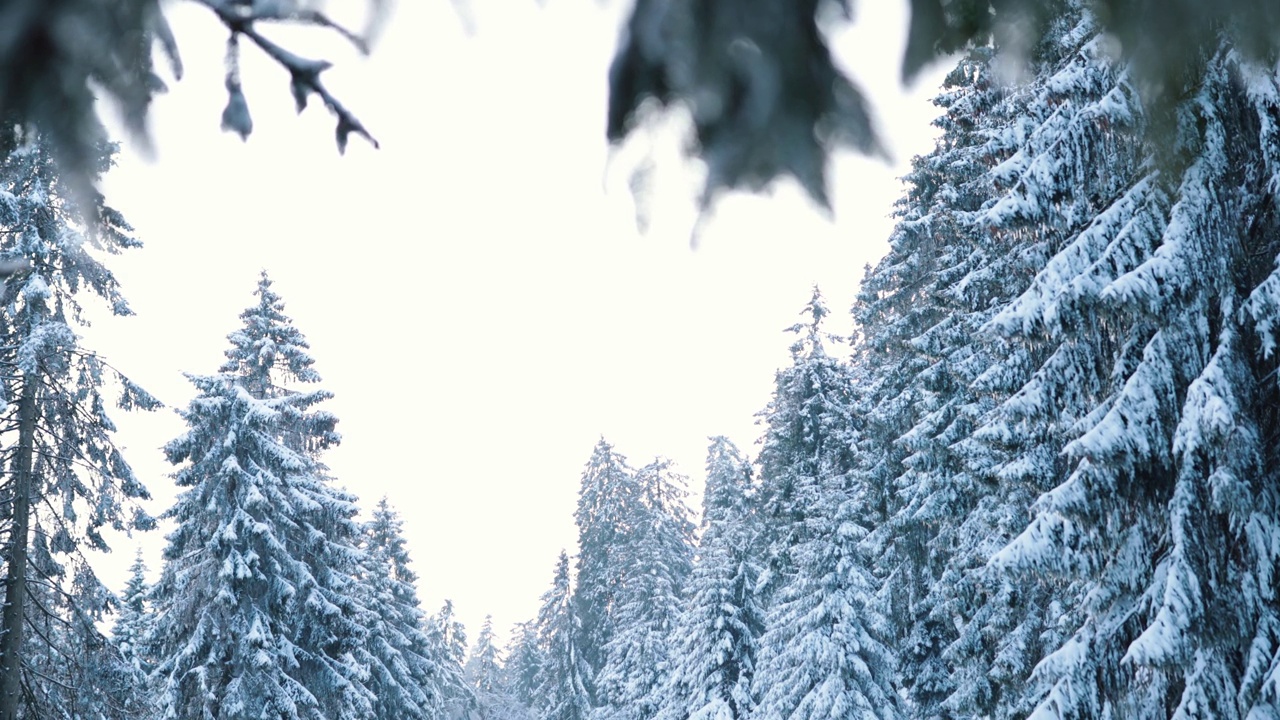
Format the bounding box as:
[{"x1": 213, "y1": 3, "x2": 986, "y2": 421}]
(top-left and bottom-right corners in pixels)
[{"x1": 0, "y1": 375, "x2": 39, "y2": 720}]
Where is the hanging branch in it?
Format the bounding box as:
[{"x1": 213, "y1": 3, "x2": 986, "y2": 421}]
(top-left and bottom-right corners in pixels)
[{"x1": 195, "y1": 0, "x2": 381, "y2": 152}]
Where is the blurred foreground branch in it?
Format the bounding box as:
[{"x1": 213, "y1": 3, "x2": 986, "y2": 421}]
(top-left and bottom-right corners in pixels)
[{"x1": 1, "y1": 0, "x2": 1278, "y2": 220}]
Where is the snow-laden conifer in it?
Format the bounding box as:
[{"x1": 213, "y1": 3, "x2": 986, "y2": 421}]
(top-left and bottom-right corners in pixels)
[
  {"x1": 754, "y1": 289, "x2": 856, "y2": 594},
  {"x1": 753, "y1": 291, "x2": 901, "y2": 720},
  {"x1": 361, "y1": 497, "x2": 442, "y2": 719},
  {"x1": 593, "y1": 457, "x2": 695, "y2": 720},
  {"x1": 976, "y1": 32, "x2": 1280, "y2": 716},
  {"x1": 660, "y1": 437, "x2": 762, "y2": 720},
  {"x1": 469, "y1": 615, "x2": 535, "y2": 720},
  {"x1": 151, "y1": 273, "x2": 374, "y2": 720},
  {"x1": 838, "y1": 1, "x2": 1280, "y2": 714},
  {"x1": 504, "y1": 619, "x2": 545, "y2": 712},
  {"x1": 0, "y1": 135, "x2": 157, "y2": 720},
  {"x1": 533, "y1": 551, "x2": 592, "y2": 720},
  {"x1": 431, "y1": 599, "x2": 476, "y2": 719},
  {"x1": 468, "y1": 615, "x2": 503, "y2": 695},
  {"x1": 573, "y1": 438, "x2": 638, "y2": 698},
  {"x1": 113, "y1": 549, "x2": 156, "y2": 680},
  {"x1": 846, "y1": 20, "x2": 1135, "y2": 713}
]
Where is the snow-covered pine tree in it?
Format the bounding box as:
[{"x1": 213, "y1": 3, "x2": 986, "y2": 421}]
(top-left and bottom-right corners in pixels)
[
  {"x1": 469, "y1": 615, "x2": 534, "y2": 720},
  {"x1": 573, "y1": 438, "x2": 638, "y2": 700},
  {"x1": 26, "y1": 558, "x2": 154, "y2": 720},
  {"x1": 503, "y1": 620, "x2": 545, "y2": 714},
  {"x1": 846, "y1": 18, "x2": 1129, "y2": 714},
  {"x1": 0, "y1": 134, "x2": 158, "y2": 720},
  {"x1": 839, "y1": 1, "x2": 1280, "y2": 715},
  {"x1": 752, "y1": 289, "x2": 901, "y2": 720},
  {"x1": 534, "y1": 551, "x2": 592, "y2": 720},
  {"x1": 468, "y1": 615, "x2": 504, "y2": 695},
  {"x1": 970, "y1": 9, "x2": 1280, "y2": 715},
  {"x1": 754, "y1": 288, "x2": 855, "y2": 595},
  {"x1": 361, "y1": 497, "x2": 442, "y2": 719},
  {"x1": 113, "y1": 549, "x2": 157, "y2": 680},
  {"x1": 150, "y1": 273, "x2": 374, "y2": 720},
  {"x1": 593, "y1": 457, "x2": 695, "y2": 720},
  {"x1": 660, "y1": 437, "x2": 763, "y2": 720},
  {"x1": 432, "y1": 599, "x2": 476, "y2": 719}
]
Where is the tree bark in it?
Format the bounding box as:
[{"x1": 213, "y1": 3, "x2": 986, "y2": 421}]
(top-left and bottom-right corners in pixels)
[{"x1": 0, "y1": 374, "x2": 39, "y2": 720}]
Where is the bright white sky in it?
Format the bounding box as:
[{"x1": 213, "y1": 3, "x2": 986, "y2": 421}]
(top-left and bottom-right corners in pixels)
[{"x1": 88, "y1": 0, "x2": 949, "y2": 647}]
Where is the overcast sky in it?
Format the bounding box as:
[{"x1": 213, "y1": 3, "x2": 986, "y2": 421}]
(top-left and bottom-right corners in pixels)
[{"x1": 88, "y1": 0, "x2": 949, "y2": 645}]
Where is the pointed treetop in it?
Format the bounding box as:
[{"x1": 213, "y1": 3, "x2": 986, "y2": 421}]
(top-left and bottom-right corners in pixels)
[
  {"x1": 220, "y1": 270, "x2": 322, "y2": 393},
  {"x1": 786, "y1": 285, "x2": 838, "y2": 358},
  {"x1": 703, "y1": 436, "x2": 753, "y2": 525}
]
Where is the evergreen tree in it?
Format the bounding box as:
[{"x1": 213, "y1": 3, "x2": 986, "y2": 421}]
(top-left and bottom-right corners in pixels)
[
  {"x1": 573, "y1": 438, "x2": 638, "y2": 699},
  {"x1": 972, "y1": 15, "x2": 1280, "y2": 716},
  {"x1": 0, "y1": 135, "x2": 157, "y2": 720},
  {"x1": 503, "y1": 620, "x2": 545, "y2": 712},
  {"x1": 752, "y1": 290, "x2": 901, "y2": 720},
  {"x1": 661, "y1": 437, "x2": 763, "y2": 720},
  {"x1": 533, "y1": 551, "x2": 591, "y2": 720},
  {"x1": 113, "y1": 549, "x2": 157, "y2": 679},
  {"x1": 361, "y1": 497, "x2": 442, "y2": 719},
  {"x1": 432, "y1": 599, "x2": 476, "y2": 719},
  {"x1": 593, "y1": 457, "x2": 695, "y2": 720},
  {"x1": 754, "y1": 288, "x2": 857, "y2": 596},
  {"x1": 150, "y1": 273, "x2": 374, "y2": 720},
  {"x1": 467, "y1": 615, "x2": 504, "y2": 695},
  {"x1": 837, "y1": 2, "x2": 1280, "y2": 717},
  {"x1": 849, "y1": 26, "x2": 1097, "y2": 715},
  {"x1": 469, "y1": 615, "x2": 534, "y2": 720}
]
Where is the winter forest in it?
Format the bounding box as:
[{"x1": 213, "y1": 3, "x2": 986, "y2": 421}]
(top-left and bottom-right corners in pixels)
[{"x1": 4, "y1": 0, "x2": 1280, "y2": 718}]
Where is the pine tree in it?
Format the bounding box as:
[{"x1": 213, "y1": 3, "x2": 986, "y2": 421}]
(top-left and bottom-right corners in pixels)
[
  {"x1": 0, "y1": 134, "x2": 157, "y2": 720},
  {"x1": 469, "y1": 615, "x2": 534, "y2": 720},
  {"x1": 752, "y1": 291, "x2": 901, "y2": 720},
  {"x1": 533, "y1": 551, "x2": 591, "y2": 720},
  {"x1": 432, "y1": 599, "x2": 476, "y2": 719},
  {"x1": 593, "y1": 457, "x2": 695, "y2": 720},
  {"x1": 972, "y1": 16, "x2": 1280, "y2": 716},
  {"x1": 754, "y1": 288, "x2": 857, "y2": 596},
  {"x1": 468, "y1": 615, "x2": 504, "y2": 695},
  {"x1": 504, "y1": 620, "x2": 545, "y2": 712},
  {"x1": 833, "y1": 2, "x2": 1280, "y2": 716},
  {"x1": 661, "y1": 437, "x2": 763, "y2": 720},
  {"x1": 848, "y1": 27, "x2": 1098, "y2": 715},
  {"x1": 361, "y1": 497, "x2": 442, "y2": 719},
  {"x1": 113, "y1": 549, "x2": 157, "y2": 679},
  {"x1": 573, "y1": 438, "x2": 637, "y2": 699},
  {"x1": 150, "y1": 273, "x2": 374, "y2": 720}
]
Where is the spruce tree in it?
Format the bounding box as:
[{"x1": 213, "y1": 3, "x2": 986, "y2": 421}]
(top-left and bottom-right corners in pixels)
[
  {"x1": 661, "y1": 437, "x2": 763, "y2": 720},
  {"x1": 594, "y1": 457, "x2": 695, "y2": 720},
  {"x1": 752, "y1": 291, "x2": 901, "y2": 720},
  {"x1": 431, "y1": 599, "x2": 476, "y2": 719},
  {"x1": 754, "y1": 289, "x2": 857, "y2": 596},
  {"x1": 504, "y1": 620, "x2": 545, "y2": 713},
  {"x1": 467, "y1": 615, "x2": 503, "y2": 695},
  {"x1": 113, "y1": 549, "x2": 157, "y2": 679},
  {"x1": 469, "y1": 615, "x2": 534, "y2": 720},
  {"x1": 533, "y1": 551, "x2": 591, "y2": 720},
  {"x1": 0, "y1": 135, "x2": 157, "y2": 720},
  {"x1": 361, "y1": 497, "x2": 442, "y2": 719},
  {"x1": 573, "y1": 438, "x2": 637, "y2": 700},
  {"x1": 849, "y1": 29, "x2": 1093, "y2": 716},
  {"x1": 150, "y1": 273, "x2": 374, "y2": 720},
  {"x1": 973, "y1": 14, "x2": 1280, "y2": 715}
]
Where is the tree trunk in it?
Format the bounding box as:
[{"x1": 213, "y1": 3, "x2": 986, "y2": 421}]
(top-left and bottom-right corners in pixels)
[{"x1": 0, "y1": 375, "x2": 39, "y2": 720}]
